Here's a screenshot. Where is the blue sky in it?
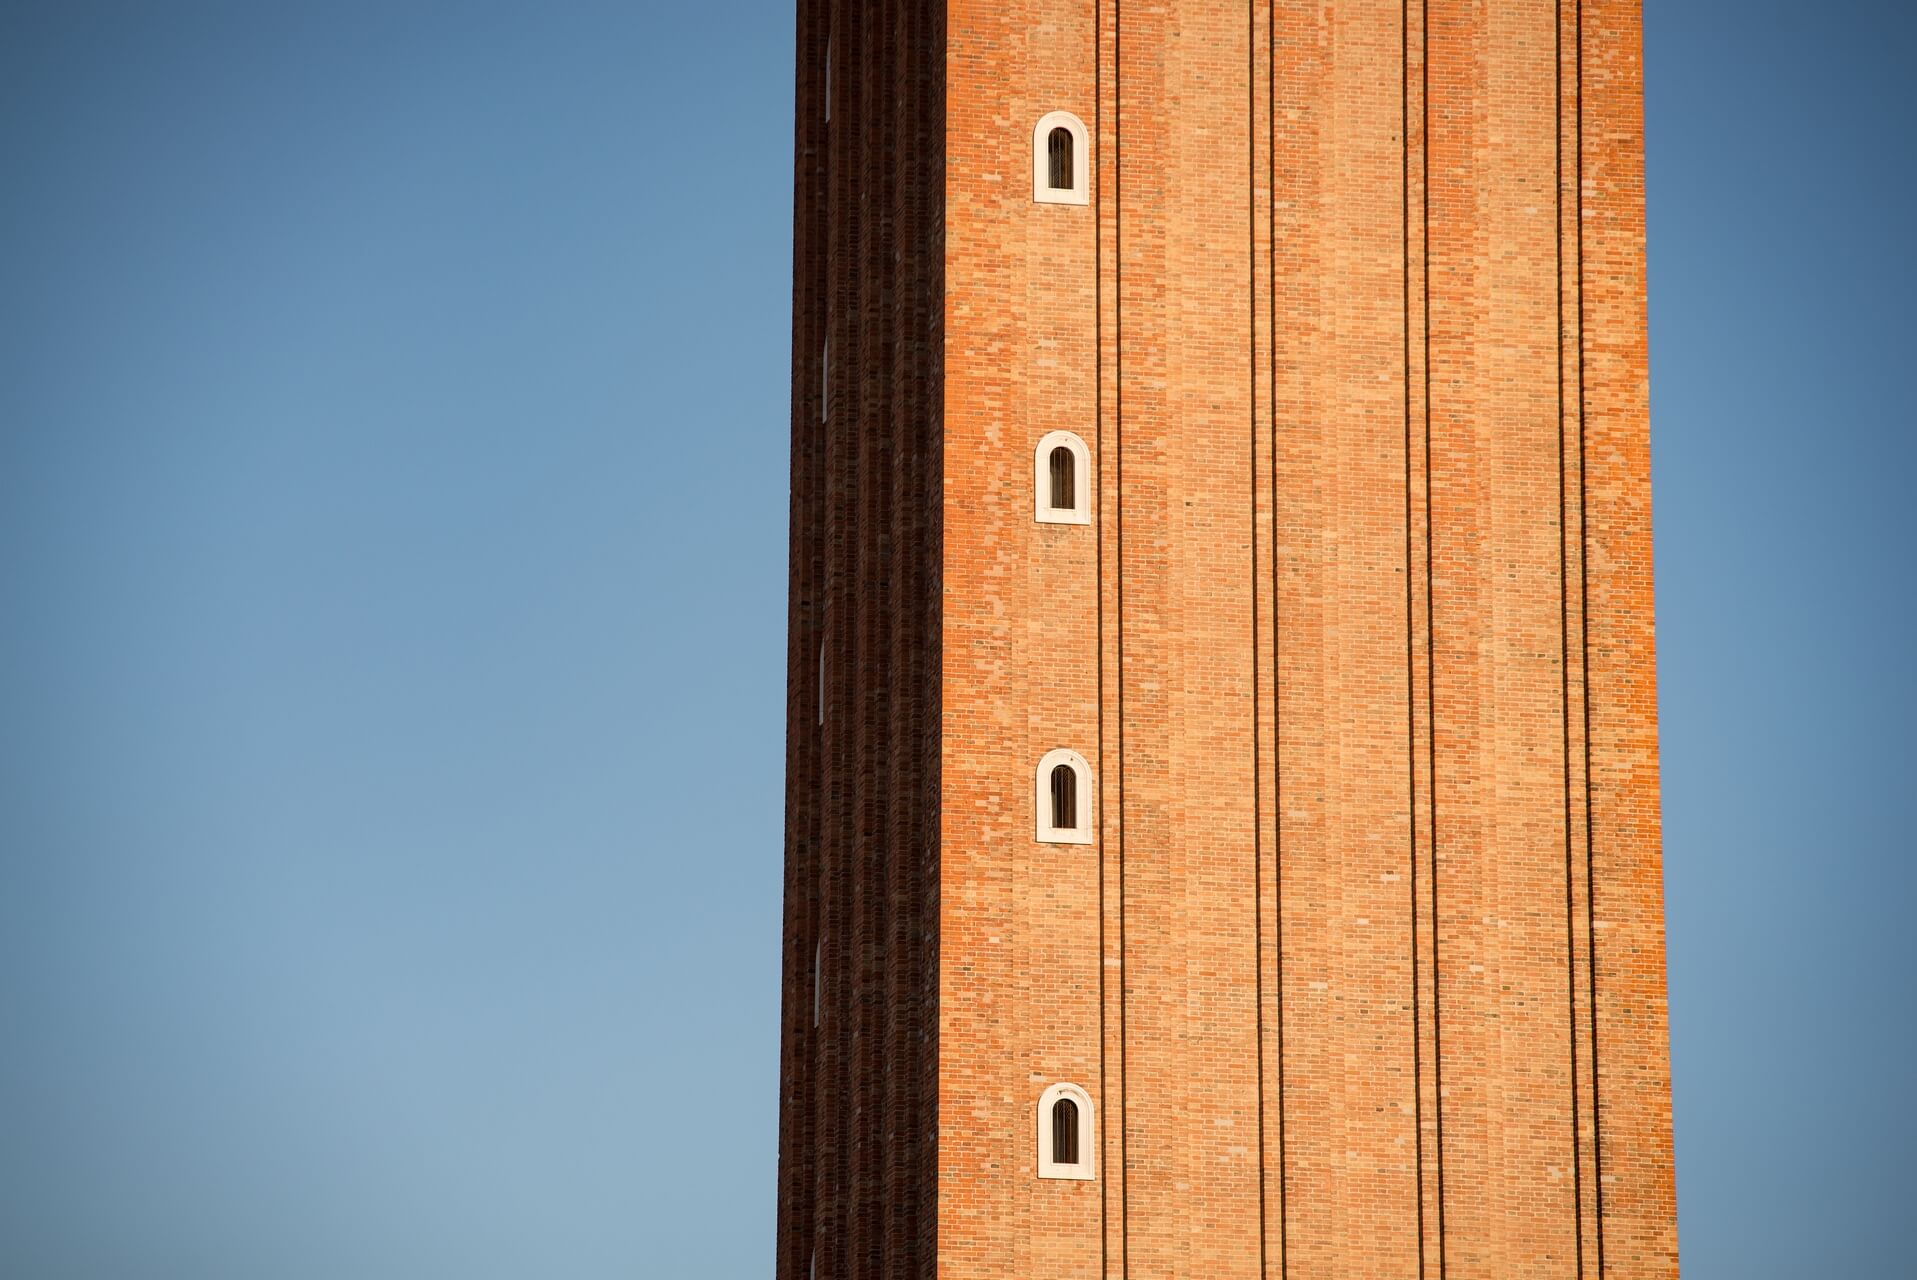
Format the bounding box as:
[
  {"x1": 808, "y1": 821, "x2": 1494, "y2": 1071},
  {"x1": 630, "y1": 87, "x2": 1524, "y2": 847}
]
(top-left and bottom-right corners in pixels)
[{"x1": 0, "y1": 2, "x2": 1910, "y2": 1276}]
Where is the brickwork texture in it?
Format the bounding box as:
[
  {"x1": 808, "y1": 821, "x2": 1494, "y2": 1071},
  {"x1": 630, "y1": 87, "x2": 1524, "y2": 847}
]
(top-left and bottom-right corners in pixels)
[{"x1": 775, "y1": 3, "x2": 1676, "y2": 1277}]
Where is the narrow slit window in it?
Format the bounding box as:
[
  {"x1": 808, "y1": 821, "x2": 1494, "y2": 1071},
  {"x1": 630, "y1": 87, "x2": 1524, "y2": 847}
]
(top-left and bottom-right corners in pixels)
[
  {"x1": 1047, "y1": 127, "x2": 1073, "y2": 190},
  {"x1": 1050, "y1": 763, "x2": 1076, "y2": 831},
  {"x1": 1052, "y1": 1097, "x2": 1079, "y2": 1165},
  {"x1": 1049, "y1": 446, "x2": 1074, "y2": 511}
]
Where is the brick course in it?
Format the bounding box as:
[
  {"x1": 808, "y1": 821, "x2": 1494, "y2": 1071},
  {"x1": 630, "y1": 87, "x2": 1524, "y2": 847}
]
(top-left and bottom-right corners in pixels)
[{"x1": 776, "y1": 3, "x2": 1675, "y2": 1276}]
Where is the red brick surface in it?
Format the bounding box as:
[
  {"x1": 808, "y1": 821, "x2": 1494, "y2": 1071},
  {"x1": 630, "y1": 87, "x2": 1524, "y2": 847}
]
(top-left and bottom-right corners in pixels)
[{"x1": 777, "y1": 3, "x2": 1674, "y2": 1276}]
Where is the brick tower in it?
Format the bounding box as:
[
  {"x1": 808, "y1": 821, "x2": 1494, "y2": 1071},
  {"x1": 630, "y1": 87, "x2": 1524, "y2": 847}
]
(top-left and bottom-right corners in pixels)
[{"x1": 775, "y1": 1, "x2": 1677, "y2": 1277}]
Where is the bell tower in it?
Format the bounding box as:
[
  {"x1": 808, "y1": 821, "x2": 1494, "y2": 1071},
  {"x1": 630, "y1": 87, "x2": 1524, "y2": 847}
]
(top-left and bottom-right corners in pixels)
[{"x1": 775, "y1": 2, "x2": 1677, "y2": 1277}]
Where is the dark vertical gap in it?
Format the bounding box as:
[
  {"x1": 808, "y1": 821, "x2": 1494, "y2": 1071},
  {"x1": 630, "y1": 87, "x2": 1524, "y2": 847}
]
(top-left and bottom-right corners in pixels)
[
  {"x1": 1420, "y1": 0, "x2": 1447, "y2": 1267},
  {"x1": 1113, "y1": 0, "x2": 1129, "y2": 1271},
  {"x1": 1267, "y1": 0, "x2": 1287, "y2": 1270},
  {"x1": 1553, "y1": 2, "x2": 1588, "y2": 1272},
  {"x1": 1093, "y1": 1, "x2": 1110, "y2": 1272},
  {"x1": 1247, "y1": 3, "x2": 1270, "y2": 1278},
  {"x1": 1401, "y1": 2, "x2": 1427, "y2": 1274},
  {"x1": 1573, "y1": 1, "x2": 1606, "y2": 1270}
]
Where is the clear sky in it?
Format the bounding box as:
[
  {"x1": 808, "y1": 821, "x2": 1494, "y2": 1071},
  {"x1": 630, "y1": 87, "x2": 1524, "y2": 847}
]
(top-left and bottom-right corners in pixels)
[{"x1": 0, "y1": 2, "x2": 1909, "y2": 1277}]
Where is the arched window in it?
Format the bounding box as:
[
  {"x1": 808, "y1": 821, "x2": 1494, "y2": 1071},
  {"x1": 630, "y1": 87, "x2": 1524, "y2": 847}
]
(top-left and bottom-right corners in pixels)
[
  {"x1": 1052, "y1": 1096, "x2": 1079, "y2": 1164},
  {"x1": 1047, "y1": 127, "x2": 1073, "y2": 190},
  {"x1": 1038, "y1": 1082, "x2": 1095, "y2": 1179},
  {"x1": 1049, "y1": 445, "x2": 1073, "y2": 510},
  {"x1": 1035, "y1": 748, "x2": 1093, "y2": 844},
  {"x1": 1032, "y1": 111, "x2": 1090, "y2": 205},
  {"x1": 1050, "y1": 763, "x2": 1076, "y2": 830},
  {"x1": 1033, "y1": 430, "x2": 1091, "y2": 524}
]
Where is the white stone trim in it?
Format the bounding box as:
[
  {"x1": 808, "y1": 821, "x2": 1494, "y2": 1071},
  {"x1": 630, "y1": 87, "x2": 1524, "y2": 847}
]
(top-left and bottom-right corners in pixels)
[
  {"x1": 1034, "y1": 430, "x2": 1092, "y2": 525},
  {"x1": 1037, "y1": 1082, "x2": 1096, "y2": 1180},
  {"x1": 1035, "y1": 748, "x2": 1094, "y2": 845},
  {"x1": 1032, "y1": 111, "x2": 1090, "y2": 205}
]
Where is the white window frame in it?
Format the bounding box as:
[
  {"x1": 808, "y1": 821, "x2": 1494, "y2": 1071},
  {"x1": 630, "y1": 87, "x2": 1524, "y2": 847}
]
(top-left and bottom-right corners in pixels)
[
  {"x1": 1034, "y1": 430, "x2": 1092, "y2": 525},
  {"x1": 1037, "y1": 1082, "x2": 1096, "y2": 1180},
  {"x1": 1035, "y1": 748, "x2": 1094, "y2": 845},
  {"x1": 1032, "y1": 111, "x2": 1090, "y2": 206}
]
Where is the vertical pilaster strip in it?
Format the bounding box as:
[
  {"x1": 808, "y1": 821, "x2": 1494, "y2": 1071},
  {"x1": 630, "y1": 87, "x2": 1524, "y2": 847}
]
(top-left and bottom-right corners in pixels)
[
  {"x1": 1270, "y1": 2, "x2": 1328, "y2": 1266},
  {"x1": 1333, "y1": 6, "x2": 1418, "y2": 1273},
  {"x1": 1023, "y1": 2, "x2": 1102, "y2": 1276},
  {"x1": 1094, "y1": 0, "x2": 1129, "y2": 1275},
  {"x1": 1272, "y1": 2, "x2": 1420, "y2": 1274},
  {"x1": 849, "y1": 7, "x2": 895, "y2": 1277},
  {"x1": 883, "y1": 5, "x2": 940, "y2": 1277},
  {"x1": 938, "y1": 1, "x2": 1021, "y2": 1275},
  {"x1": 776, "y1": 3, "x2": 828, "y2": 1276},
  {"x1": 819, "y1": 7, "x2": 856, "y2": 1276},
  {"x1": 1428, "y1": 1, "x2": 1581, "y2": 1273},
  {"x1": 1113, "y1": 0, "x2": 1167, "y2": 1271},
  {"x1": 1578, "y1": 1, "x2": 1677, "y2": 1274}
]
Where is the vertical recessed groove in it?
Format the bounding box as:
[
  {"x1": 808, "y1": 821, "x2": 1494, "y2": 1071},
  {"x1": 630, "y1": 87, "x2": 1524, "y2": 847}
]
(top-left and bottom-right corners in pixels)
[
  {"x1": 1094, "y1": 0, "x2": 1108, "y2": 1272},
  {"x1": 1267, "y1": 1, "x2": 1286, "y2": 1269},
  {"x1": 1247, "y1": 4, "x2": 1270, "y2": 1278},
  {"x1": 1400, "y1": 1, "x2": 1427, "y2": 1273},
  {"x1": 1554, "y1": 0, "x2": 1587, "y2": 1269},
  {"x1": 1112, "y1": 0, "x2": 1129, "y2": 1272},
  {"x1": 1572, "y1": 1, "x2": 1606, "y2": 1270},
  {"x1": 1419, "y1": 0, "x2": 1446, "y2": 1269}
]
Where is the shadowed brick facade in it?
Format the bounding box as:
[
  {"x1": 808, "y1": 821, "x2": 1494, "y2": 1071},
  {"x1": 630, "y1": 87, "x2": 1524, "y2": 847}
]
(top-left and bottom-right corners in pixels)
[{"x1": 776, "y1": 1, "x2": 1676, "y2": 1276}]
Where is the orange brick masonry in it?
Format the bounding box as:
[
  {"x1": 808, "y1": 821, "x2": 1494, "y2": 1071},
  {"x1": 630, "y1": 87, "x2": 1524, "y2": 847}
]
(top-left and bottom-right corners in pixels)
[{"x1": 775, "y1": 3, "x2": 1676, "y2": 1277}]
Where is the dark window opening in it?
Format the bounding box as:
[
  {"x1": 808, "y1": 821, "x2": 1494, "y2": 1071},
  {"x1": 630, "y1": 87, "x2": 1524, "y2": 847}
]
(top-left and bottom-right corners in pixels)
[
  {"x1": 1050, "y1": 763, "x2": 1077, "y2": 831},
  {"x1": 1048, "y1": 127, "x2": 1074, "y2": 190},
  {"x1": 1052, "y1": 1097, "x2": 1080, "y2": 1165},
  {"x1": 1049, "y1": 445, "x2": 1075, "y2": 510}
]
